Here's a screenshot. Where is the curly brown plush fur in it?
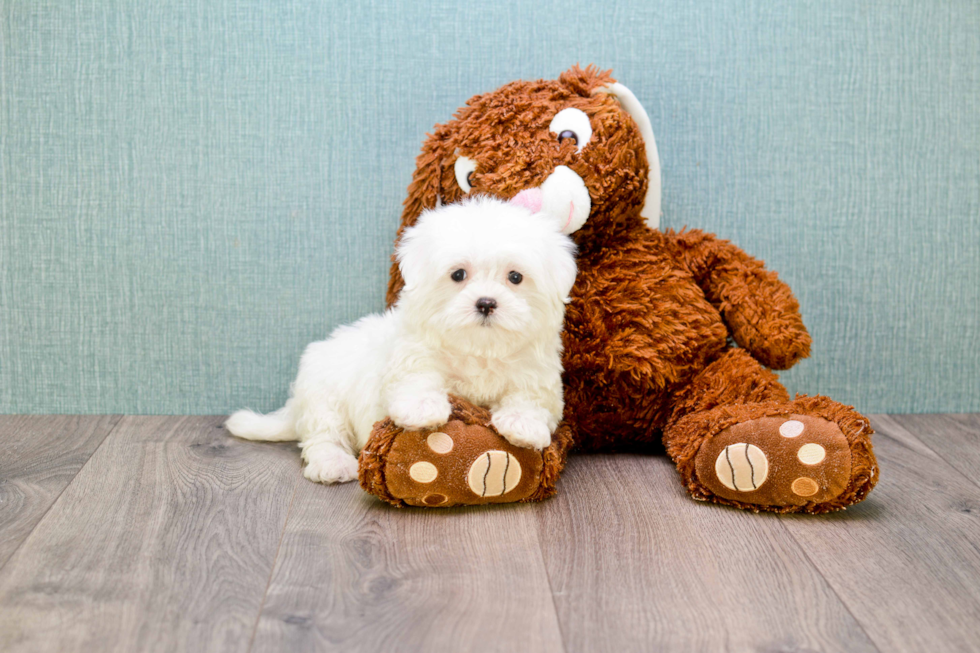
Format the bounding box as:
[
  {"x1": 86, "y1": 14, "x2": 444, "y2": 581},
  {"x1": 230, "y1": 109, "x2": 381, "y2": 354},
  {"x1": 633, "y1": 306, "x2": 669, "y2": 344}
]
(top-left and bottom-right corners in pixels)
[{"x1": 362, "y1": 65, "x2": 877, "y2": 513}]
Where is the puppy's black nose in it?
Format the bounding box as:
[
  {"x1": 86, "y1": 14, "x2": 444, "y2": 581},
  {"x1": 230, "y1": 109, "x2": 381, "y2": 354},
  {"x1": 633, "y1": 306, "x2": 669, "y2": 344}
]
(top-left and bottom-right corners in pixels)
[{"x1": 475, "y1": 297, "x2": 497, "y2": 316}]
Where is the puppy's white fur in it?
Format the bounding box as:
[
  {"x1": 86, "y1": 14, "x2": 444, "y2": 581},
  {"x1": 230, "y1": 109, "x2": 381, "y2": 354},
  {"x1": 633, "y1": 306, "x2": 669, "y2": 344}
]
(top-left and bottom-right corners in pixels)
[{"x1": 226, "y1": 196, "x2": 577, "y2": 484}]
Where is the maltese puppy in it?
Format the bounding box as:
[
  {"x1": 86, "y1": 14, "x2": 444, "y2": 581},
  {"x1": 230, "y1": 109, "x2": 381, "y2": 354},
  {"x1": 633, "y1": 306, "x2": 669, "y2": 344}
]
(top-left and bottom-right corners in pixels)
[{"x1": 226, "y1": 196, "x2": 577, "y2": 484}]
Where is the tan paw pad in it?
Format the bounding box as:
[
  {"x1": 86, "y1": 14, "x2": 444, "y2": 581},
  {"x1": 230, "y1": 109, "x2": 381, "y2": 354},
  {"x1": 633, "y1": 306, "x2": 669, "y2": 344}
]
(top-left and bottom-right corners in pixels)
[
  {"x1": 714, "y1": 443, "x2": 769, "y2": 491},
  {"x1": 409, "y1": 461, "x2": 438, "y2": 483},
  {"x1": 426, "y1": 432, "x2": 454, "y2": 454},
  {"x1": 779, "y1": 420, "x2": 805, "y2": 438},
  {"x1": 468, "y1": 451, "x2": 522, "y2": 497},
  {"x1": 791, "y1": 477, "x2": 819, "y2": 497},
  {"x1": 797, "y1": 443, "x2": 826, "y2": 465}
]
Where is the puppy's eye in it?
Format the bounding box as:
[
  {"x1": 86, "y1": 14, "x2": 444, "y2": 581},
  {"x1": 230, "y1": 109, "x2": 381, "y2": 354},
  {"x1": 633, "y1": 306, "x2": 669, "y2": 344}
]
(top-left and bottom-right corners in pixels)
[
  {"x1": 451, "y1": 269, "x2": 467, "y2": 282},
  {"x1": 549, "y1": 108, "x2": 592, "y2": 152},
  {"x1": 454, "y1": 156, "x2": 477, "y2": 193},
  {"x1": 508, "y1": 271, "x2": 523, "y2": 285}
]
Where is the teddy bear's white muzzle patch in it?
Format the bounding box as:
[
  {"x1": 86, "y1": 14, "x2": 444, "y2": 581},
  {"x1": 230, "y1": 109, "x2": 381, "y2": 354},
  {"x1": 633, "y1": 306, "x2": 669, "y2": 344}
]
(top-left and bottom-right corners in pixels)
[{"x1": 510, "y1": 166, "x2": 591, "y2": 235}]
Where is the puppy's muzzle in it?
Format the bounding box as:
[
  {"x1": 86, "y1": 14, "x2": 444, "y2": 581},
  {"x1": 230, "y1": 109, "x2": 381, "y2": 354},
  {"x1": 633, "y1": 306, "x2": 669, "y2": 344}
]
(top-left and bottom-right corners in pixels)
[{"x1": 475, "y1": 297, "x2": 497, "y2": 317}]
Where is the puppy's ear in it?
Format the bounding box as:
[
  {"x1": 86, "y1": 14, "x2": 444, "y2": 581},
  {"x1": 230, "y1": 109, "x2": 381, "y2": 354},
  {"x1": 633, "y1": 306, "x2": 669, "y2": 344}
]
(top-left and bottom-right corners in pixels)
[
  {"x1": 550, "y1": 234, "x2": 579, "y2": 301},
  {"x1": 394, "y1": 218, "x2": 428, "y2": 291},
  {"x1": 528, "y1": 228, "x2": 578, "y2": 305},
  {"x1": 388, "y1": 135, "x2": 455, "y2": 306}
]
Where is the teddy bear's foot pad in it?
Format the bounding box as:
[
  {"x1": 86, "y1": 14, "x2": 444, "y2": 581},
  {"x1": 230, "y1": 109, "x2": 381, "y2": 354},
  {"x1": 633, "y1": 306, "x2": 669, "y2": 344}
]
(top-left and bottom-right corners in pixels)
[
  {"x1": 379, "y1": 420, "x2": 544, "y2": 507},
  {"x1": 694, "y1": 414, "x2": 852, "y2": 507}
]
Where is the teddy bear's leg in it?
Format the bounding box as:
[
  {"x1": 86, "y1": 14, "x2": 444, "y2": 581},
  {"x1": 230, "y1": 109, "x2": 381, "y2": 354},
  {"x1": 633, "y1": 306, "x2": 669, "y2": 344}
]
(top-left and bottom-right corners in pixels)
[
  {"x1": 358, "y1": 395, "x2": 573, "y2": 507},
  {"x1": 662, "y1": 348, "x2": 878, "y2": 513}
]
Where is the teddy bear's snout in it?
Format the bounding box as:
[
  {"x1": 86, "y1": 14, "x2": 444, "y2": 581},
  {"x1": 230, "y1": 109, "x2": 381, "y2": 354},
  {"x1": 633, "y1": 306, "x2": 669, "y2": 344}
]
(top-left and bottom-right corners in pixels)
[{"x1": 505, "y1": 166, "x2": 591, "y2": 235}]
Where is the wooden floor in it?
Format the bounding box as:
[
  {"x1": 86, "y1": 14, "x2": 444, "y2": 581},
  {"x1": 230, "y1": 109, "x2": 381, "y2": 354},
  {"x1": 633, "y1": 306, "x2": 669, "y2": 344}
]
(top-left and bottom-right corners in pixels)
[{"x1": 0, "y1": 415, "x2": 978, "y2": 652}]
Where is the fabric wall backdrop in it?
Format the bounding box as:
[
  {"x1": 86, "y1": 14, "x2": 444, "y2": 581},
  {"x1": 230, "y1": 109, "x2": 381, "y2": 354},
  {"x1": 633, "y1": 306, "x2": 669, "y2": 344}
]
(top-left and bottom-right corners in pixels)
[{"x1": 2, "y1": 0, "x2": 978, "y2": 415}]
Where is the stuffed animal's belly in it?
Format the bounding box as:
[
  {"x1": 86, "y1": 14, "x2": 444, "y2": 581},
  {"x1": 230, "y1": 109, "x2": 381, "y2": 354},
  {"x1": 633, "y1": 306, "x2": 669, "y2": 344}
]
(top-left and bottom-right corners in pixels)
[{"x1": 562, "y1": 286, "x2": 729, "y2": 451}]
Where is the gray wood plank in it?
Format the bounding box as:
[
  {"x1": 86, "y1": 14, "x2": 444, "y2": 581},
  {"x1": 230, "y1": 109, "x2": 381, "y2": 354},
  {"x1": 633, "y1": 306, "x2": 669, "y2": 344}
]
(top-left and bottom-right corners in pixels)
[
  {"x1": 0, "y1": 415, "x2": 121, "y2": 569},
  {"x1": 779, "y1": 415, "x2": 980, "y2": 653},
  {"x1": 251, "y1": 480, "x2": 565, "y2": 653},
  {"x1": 537, "y1": 454, "x2": 879, "y2": 653},
  {"x1": 886, "y1": 413, "x2": 980, "y2": 490},
  {"x1": 0, "y1": 415, "x2": 301, "y2": 653}
]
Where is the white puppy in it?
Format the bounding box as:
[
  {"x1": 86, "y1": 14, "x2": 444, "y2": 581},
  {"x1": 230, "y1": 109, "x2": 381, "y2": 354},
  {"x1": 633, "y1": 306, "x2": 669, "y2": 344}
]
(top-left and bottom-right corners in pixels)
[{"x1": 226, "y1": 196, "x2": 577, "y2": 484}]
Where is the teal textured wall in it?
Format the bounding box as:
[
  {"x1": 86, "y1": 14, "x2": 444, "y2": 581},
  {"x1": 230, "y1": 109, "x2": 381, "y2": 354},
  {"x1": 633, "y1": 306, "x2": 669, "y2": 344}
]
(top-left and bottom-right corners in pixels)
[{"x1": 1, "y1": 0, "x2": 978, "y2": 414}]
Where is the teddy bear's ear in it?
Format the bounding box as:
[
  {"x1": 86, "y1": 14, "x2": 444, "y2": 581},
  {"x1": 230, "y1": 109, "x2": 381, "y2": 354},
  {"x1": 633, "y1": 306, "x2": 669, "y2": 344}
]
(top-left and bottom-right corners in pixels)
[{"x1": 593, "y1": 83, "x2": 662, "y2": 230}]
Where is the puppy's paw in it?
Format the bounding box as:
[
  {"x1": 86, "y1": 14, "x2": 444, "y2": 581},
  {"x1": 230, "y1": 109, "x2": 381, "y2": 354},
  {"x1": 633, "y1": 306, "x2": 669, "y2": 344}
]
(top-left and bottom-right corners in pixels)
[
  {"x1": 389, "y1": 393, "x2": 452, "y2": 430},
  {"x1": 302, "y1": 445, "x2": 359, "y2": 484},
  {"x1": 492, "y1": 409, "x2": 553, "y2": 450}
]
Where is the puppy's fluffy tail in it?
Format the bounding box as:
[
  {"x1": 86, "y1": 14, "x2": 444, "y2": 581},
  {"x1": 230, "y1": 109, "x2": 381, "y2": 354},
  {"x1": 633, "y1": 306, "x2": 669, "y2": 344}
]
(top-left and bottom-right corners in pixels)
[{"x1": 225, "y1": 406, "x2": 297, "y2": 442}]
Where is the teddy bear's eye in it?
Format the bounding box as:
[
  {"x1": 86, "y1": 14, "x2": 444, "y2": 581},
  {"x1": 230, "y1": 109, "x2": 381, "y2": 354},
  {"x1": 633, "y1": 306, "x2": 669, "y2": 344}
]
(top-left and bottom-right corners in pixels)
[
  {"x1": 454, "y1": 156, "x2": 477, "y2": 193},
  {"x1": 549, "y1": 108, "x2": 592, "y2": 152}
]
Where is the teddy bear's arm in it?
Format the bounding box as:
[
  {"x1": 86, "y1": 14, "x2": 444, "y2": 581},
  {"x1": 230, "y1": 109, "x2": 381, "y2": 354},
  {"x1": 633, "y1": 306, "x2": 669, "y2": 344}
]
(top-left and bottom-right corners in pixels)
[
  {"x1": 667, "y1": 229, "x2": 812, "y2": 370},
  {"x1": 564, "y1": 251, "x2": 730, "y2": 390}
]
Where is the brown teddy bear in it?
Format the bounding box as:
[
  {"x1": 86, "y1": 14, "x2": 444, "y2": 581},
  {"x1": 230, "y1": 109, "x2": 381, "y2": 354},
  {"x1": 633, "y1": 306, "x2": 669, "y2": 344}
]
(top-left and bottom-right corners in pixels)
[{"x1": 359, "y1": 65, "x2": 878, "y2": 514}]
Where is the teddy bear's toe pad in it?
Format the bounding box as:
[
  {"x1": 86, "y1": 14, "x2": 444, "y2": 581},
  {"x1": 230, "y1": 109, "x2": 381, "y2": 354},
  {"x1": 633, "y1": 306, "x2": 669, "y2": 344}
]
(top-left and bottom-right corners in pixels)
[
  {"x1": 383, "y1": 420, "x2": 543, "y2": 507},
  {"x1": 695, "y1": 414, "x2": 851, "y2": 506}
]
